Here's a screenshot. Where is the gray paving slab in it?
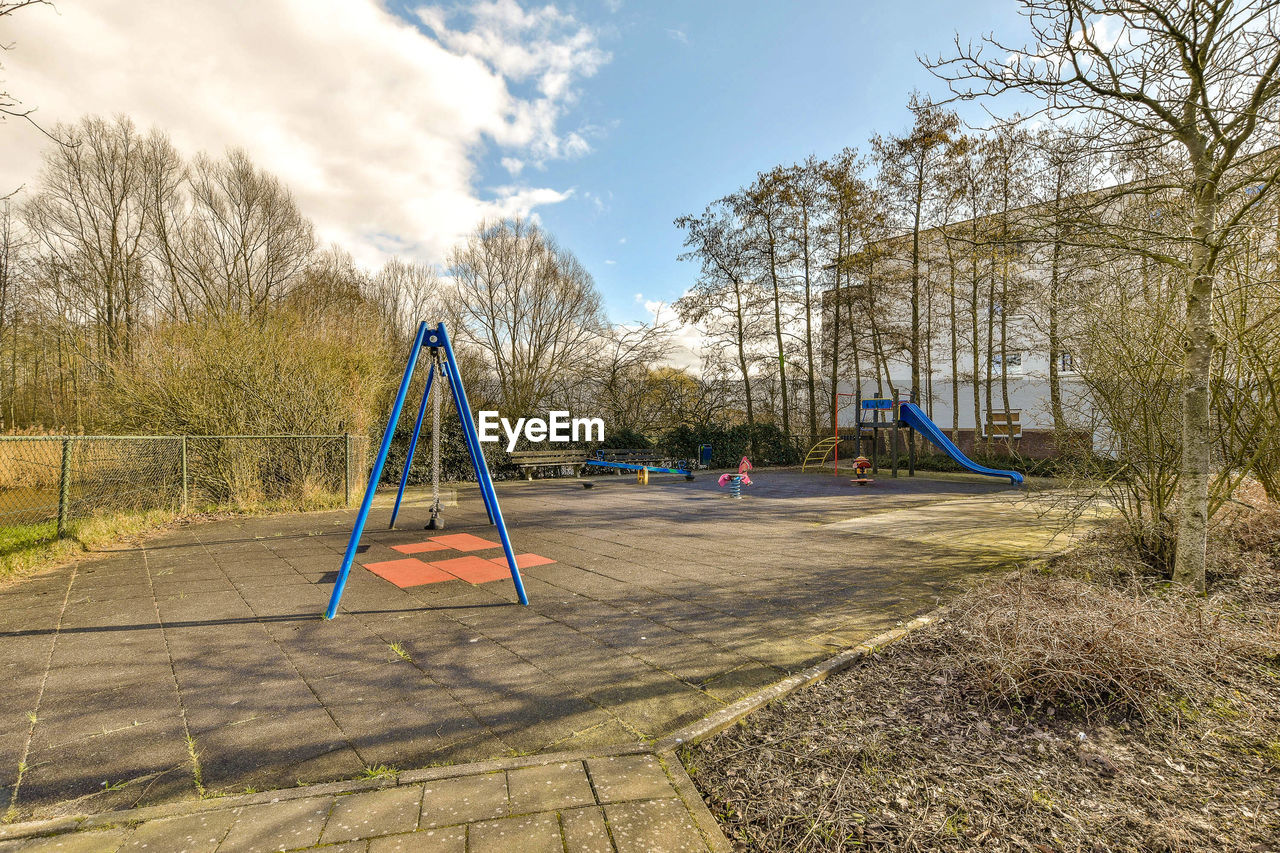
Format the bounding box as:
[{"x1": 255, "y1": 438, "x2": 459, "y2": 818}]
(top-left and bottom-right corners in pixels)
[
  {"x1": 117, "y1": 808, "x2": 236, "y2": 851},
  {"x1": 467, "y1": 812, "x2": 563, "y2": 853},
  {"x1": 0, "y1": 471, "x2": 1062, "y2": 822},
  {"x1": 318, "y1": 785, "x2": 423, "y2": 845},
  {"x1": 586, "y1": 754, "x2": 677, "y2": 804},
  {"x1": 217, "y1": 796, "x2": 334, "y2": 853},
  {"x1": 605, "y1": 798, "x2": 709, "y2": 853},
  {"x1": 417, "y1": 772, "x2": 508, "y2": 828},
  {"x1": 506, "y1": 761, "x2": 594, "y2": 814},
  {"x1": 367, "y1": 825, "x2": 464, "y2": 852},
  {"x1": 560, "y1": 805, "x2": 614, "y2": 853}
]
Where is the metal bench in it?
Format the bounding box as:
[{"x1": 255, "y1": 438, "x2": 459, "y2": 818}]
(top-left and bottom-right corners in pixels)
[{"x1": 508, "y1": 449, "x2": 587, "y2": 480}]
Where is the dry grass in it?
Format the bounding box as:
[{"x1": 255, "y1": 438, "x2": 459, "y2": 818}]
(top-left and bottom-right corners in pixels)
[
  {"x1": 939, "y1": 573, "x2": 1274, "y2": 719},
  {"x1": 688, "y1": 500, "x2": 1280, "y2": 851}
]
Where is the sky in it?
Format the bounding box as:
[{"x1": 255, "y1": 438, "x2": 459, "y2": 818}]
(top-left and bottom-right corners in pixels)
[{"x1": 1, "y1": 0, "x2": 1030, "y2": 349}]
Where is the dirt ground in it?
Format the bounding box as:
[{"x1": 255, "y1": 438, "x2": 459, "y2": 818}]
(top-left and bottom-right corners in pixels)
[{"x1": 685, "y1": 605, "x2": 1280, "y2": 852}]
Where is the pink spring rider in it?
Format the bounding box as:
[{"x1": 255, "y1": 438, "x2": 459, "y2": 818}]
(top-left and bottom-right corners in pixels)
[{"x1": 718, "y1": 457, "x2": 753, "y2": 498}]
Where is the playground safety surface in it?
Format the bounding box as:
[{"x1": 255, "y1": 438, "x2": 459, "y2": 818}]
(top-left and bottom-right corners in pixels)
[{"x1": 0, "y1": 469, "x2": 1074, "y2": 835}]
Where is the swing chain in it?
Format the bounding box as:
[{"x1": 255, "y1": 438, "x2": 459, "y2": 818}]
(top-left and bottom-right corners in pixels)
[{"x1": 429, "y1": 350, "x2": 444, "y2": 524}]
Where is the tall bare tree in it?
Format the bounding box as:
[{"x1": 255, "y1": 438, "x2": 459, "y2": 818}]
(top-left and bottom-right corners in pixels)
[
  {"x1": 183, "y1": 149, "x2": 314, "y2": 315},
  {"x1": 930, "y1": 0, "x2": 1280, "y2": 592},
  {"x1": 734, "y1": 169, "x2": 794, "y2": 439},
  {"x1": 872, "y1": 92, "x2": 958, "y2": 403},
  {"x1": 447, "y1": 217, "x2": 605, "y2": 416},
  {"x1": 23, "y1": 116, "x2": 156, "y2": 357},
  {"x1": 675, "y1": 202, "x2": 762, "y2": 455}
]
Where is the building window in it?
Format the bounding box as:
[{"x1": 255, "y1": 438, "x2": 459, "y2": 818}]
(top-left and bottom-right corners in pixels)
[
  {"x1": 1060, "y1": 352, "x2": 1074, "y2": 373},
  {"x1": 995, "y1": 352, "x2": 1021, "y2": 369}
]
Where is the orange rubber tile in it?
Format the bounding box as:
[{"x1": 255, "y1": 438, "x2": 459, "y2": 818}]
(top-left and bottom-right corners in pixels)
[
  {"x1": 428, "y1": 533, "x2": 503, "y2": 552},
  {"x1": 390, "y1": 541, "x2": 452, "y2": 555},
  {"x1": 429, "y1": 555, "x2": 513, "y2": 585},
  {"x1": 486, "y1": 553, "x2": 556, "y2": 569},
  {"x1": 363, "y1": 558, "x2": 456, "y2": 588}
]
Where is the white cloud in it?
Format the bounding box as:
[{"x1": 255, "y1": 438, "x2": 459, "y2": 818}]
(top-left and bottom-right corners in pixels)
[
  {"x1": 604, "y1": 259, "x2": 616, "y2": 265},
  {"x1": 0, "y1": 0, "x2": 608, "y2": 267},
  {"x1": 640, "y1": 296, "x2": 704, "y2": 371},
  {"x1": 666, "y1": 28, "x2": 689, "y2": 44}
]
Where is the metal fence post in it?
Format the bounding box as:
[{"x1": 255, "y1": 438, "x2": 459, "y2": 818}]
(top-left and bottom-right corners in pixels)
[
  {"x1": 344, "y1": 433, "x2": 352, "y2": 508},
  {"x1": 56, "y1": 438, "x2": 71, "y2": 538},
  {"x1": 181, "y1": 435, "x2": 189, "y2": 511}
]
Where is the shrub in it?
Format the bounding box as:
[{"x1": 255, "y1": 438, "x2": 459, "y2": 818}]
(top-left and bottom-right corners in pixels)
[
  {"x1": 937, "y1": 573, "x2": 1273, "y2": 718},
  {"x1": 661, "y1": 422, "x2": 800, "y2": 467}
]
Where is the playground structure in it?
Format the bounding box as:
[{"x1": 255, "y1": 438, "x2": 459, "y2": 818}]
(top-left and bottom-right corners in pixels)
[
  {"x1": 803, "y1": 392, "x2": 1024, "y2": 487},
  {"x1": 325, "y1": 321, "x2": 530, "y2": 619}
]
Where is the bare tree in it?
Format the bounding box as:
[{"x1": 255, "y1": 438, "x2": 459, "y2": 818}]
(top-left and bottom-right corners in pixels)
[
  {"x1": 929, "y1": 0, "x2": 1280, "y2": 591},
  {"x1": 23, "y1": 116, "x2": 155, "y2": 358},
  {"x1": 734, "y1": 169, "x2": 794, "y2": 439},
  {"x1": 675, "y1": 202, "x2": 763, "y2": 456},
  {"x1": 872, "y1": 92, "x2": 959, "y2": 403},
  {"x1": 374, "y1": 257, "x2": 441, "y2": 334},
  {"x1": 446, "y1": 217, "x2": 606, "y2": 415},
  {"x1": 183, "y1": 149, "x2": 315, "y2": 315}
]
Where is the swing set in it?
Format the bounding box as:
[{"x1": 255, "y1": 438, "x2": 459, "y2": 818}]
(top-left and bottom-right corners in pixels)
[{"x1": 324, "y1": 322, "x2": 529, "y2": 620}]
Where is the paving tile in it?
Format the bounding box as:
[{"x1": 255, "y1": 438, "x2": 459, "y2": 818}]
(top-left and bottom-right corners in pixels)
[
  {"x1": 559, "y1": 805, "x2": 614, "y2": 853},
  {"x1": 485, "y1": 553, "x2": 556, "y2": 569},
  {"x1": 586, "y1": 755, "x2": 677, "y2": 804},
  {"x1": 506, "y1": 761, "x2": 594, "y2": 814},
  {"x1": 0, "y1": 828, "x2": 130, "y2": 852},
  {"x1": 426, "y1": 533, "x2": 502, "y2": 552},
  {"x1": 362, "y1": 559, "x2": 456, "y2": 589},
  {"x1": 425, "y1": 556, "x2": 510, "y2": 585},
  {"x1": 466, "y1": 812, "x2": 562, "y2": 853},
  {"x1": 604, "y1": 798, "x2": 707, "y2": 853},
  {"x1": 367, "y1": 825, "x2": 464, "y2": 852},
  {"x1": 319, "y1": 784, "x2": 423, "y2": 844},
  {"x1": 118, "y1": 808, "x2": 236, "y2": 851},
  {"x1": 218, "y1": 796, "x2": 334, "y2": 853},
  {"x1": 418, "y1": 772, "x2": 508, "y2": 828},
  {"x1": 389, "y1": 542, "x2": 452, "y2": 555}
]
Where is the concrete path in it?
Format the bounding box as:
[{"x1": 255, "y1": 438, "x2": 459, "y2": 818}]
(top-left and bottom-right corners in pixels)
[
  {"x1": 0, "y1": 748, "x2": 730, "y2": 852},
  {"x1": 0, "y1": 469, "x2": 1072, "y2": 835}
]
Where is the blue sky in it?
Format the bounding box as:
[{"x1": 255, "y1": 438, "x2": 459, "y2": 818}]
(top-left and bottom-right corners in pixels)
[{"x1": 460, "y1": 0, "x2": 1029, "y2": 325}]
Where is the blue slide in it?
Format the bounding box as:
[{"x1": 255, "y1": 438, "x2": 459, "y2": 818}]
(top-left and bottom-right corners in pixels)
[{"x1": 897, "y1": 402, "x2": 1024, "y2": 486}]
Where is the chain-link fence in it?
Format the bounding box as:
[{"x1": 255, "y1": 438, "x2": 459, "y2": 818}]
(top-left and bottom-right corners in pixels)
[{"x1": 0, "y1": 435, "x2": 370, "y2": 536}]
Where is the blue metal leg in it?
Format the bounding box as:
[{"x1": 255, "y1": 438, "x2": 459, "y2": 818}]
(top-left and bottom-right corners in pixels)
[
  {"x1": 389, "y1": 364, "x2": 434, "y2": 529},
  {"x1": 432, "y1": 324, "x2": 529, "y2": 606},
  {"x1": 326, "y1": 322, "x2": 428, "y2": 619}
]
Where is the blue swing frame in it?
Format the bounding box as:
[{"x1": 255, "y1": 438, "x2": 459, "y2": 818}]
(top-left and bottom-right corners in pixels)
[{"x1": 324, "y1": 321, "x2": 529, "y2": 619}]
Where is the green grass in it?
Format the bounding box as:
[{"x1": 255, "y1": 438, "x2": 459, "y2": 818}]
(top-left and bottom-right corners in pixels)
[{"x1": 0, "y1": 508, "x2": 182, "y2": 585}]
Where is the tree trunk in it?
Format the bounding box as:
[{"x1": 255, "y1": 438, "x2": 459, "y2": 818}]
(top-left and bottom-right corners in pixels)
[
  {"x1": 999, "y1": 250, "x2": 1012, "y2": 449},
  {"x1": 766, "y1": 228, "x2": 790, "y2": 438},
  {"x1": 733, "y1": 281, "x2": 759, "y2": 459},
  {"x1": 910, "y1": 178, "x2": 923, "y2": 400},
  {"x1": 801, "y1": 217, "x2": 818, "y2": 443},
  {"x1": 1172, "y1": 182, "x2": 1216, "y2": 594},
  {"x1": 1048, "y1": 225, "x2": 1066, "y2": 433},
  {"x1": 947, "y1": 236, "x2": 961, "y2": 441}
]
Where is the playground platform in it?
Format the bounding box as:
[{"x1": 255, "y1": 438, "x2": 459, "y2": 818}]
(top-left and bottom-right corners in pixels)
[{"x1": 0, "y1": 469, "x2": 1075, "y2": 847}]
